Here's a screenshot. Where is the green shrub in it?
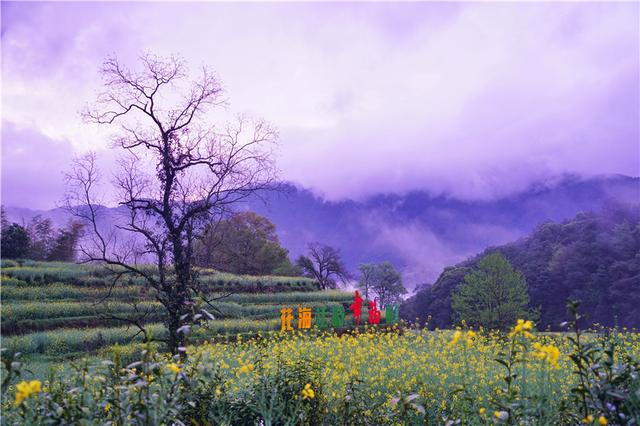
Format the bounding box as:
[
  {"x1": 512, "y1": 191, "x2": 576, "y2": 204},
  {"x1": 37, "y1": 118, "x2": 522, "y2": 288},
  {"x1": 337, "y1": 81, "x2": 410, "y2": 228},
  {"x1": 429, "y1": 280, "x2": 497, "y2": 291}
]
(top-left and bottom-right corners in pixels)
[
  {"x1": 0, "y1": 283, "x2": 144, "y2": 301},
  {"x1": 2, "y1": 324, "x2": 167, "y2": 356},
  {"x1": 0, "y1": 275, "x2": 28, "y2": 286},
  {"x1": 0, "y1": 259, "x2": 18, "y2": 268},
  {"x1": 2, "y1": 301, "x2": 161, "y2": 321},
  {"x1": 1, "y1": 261, "x2": 320, "y2": 292}
]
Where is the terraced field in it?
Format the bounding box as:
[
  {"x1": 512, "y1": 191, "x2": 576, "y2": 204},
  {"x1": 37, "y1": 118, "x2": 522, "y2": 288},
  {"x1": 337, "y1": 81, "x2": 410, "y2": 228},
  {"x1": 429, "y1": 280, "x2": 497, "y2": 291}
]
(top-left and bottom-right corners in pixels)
[{"x1": 0, "y1": 260, "x2": 353, "y2": 365}]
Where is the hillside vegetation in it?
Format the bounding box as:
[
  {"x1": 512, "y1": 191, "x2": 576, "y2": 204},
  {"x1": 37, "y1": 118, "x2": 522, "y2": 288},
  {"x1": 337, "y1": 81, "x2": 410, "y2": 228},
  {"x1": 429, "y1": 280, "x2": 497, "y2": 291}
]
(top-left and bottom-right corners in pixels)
[
  {"x1": 403, "y1": 204, "x2": 640, "y2": 329},
  {"x1": 0, "y1": 261, "x2": 353, "y2": 359}
]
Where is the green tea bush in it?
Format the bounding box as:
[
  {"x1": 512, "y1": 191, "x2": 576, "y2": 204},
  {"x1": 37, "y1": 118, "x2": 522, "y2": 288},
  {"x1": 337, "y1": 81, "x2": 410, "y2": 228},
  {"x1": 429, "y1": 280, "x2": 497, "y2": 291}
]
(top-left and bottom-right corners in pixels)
[
  {"x1": 0, "y1": 276, "x2": 28, "y2": 286},
  {"x1": 2, "y1": 315, "x2": 164, "y2": 336},
  {"x1": 2, "y1": 301, "x2": 161, "y2": 321},
  {"x1": 0, "y1": 259, "x2": 18, "y2": 268},
  {"x1": 0, "y1": 284, "x2": 143, "y2": 301},
  {"x1": 1, "y1": 266, "x2": 88, "y2": 285},
  {"x1": 222, "y1": 290, "x2": 352, "y2": 305},
  {"x1": 1, "y1": 261, "x2": 319, "y2": 293},
  {"x1": 2, "y1": 319, "x2": 286, "y2": 357},
  {"x1": 2, "y1": 325, "x2": 167, "y2": 356}
]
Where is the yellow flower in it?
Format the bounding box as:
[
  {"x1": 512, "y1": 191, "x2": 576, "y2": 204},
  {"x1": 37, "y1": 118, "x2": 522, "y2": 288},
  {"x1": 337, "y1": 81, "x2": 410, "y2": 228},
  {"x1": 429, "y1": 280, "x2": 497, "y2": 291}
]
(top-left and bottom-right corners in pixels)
[
  {"x1": 479, "y1": 407, "x2": 486, "y2": 415},
  {"x1": 598, "y1": 416, "x2": 608, "y2": 426},
  {"x1": 302, "y1": 383, "x2": 315, "y2": 400},
  {"x1": 238, "y1": 363, "x2": 255, "y2": 374},
  {"x1": 466, "y1": 330, "x2": 477, "y2": 347},
  {"x1": 509, "y1": 319, "x2": 534, "y2": 338},
  {"x1": 104, "y1": 402, "x2": 112, "y2": 412},
  {"x1": 448, "y1": 330, "x2": 462, "y2": 347},
  {"x1": 532, "y1": 342, "x2": 561, "y2": 368},
  {"x1": 15, "y1": 380, "x2": 42, "y2": 406},
  {"x1": 167, "y1": 363, "x2": 181, "y2": 374},
  {"x1": 582, "y1": 415, "x2": 594, "y2": 424}
]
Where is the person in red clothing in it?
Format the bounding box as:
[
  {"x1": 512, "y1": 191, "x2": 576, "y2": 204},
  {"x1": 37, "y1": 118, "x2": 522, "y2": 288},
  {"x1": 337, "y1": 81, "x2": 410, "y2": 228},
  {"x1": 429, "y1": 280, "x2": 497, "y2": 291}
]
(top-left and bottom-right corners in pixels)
[
  {"x1": 349, "y1": 290, "x2": 364, "y2": 325},
  {"x1": 368, "y1": 299, "x2": 381, "y2": 324}
]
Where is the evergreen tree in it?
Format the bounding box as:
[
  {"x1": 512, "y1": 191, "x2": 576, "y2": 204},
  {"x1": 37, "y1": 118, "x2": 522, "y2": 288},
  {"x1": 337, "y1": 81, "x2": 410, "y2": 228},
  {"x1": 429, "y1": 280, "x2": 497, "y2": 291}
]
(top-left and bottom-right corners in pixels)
[
  {"x1": 1, "y1": 223, "x2": 30, "y2": 259},
  {"x1": 27, "y1": 215, "x2": 55, "y2": 260},
  {"x1": 452, "y1": 252, "x2": 531, "y2": 330},
  {"x1": 47, "y1": 222, "x2": 84, "y2": 262}
]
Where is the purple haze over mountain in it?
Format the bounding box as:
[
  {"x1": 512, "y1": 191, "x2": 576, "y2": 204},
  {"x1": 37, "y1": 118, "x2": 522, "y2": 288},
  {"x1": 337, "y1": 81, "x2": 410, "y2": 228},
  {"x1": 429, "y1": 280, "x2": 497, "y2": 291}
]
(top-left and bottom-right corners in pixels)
[{"x1": 5, "y1": 176, "x2": 639, "y2": 288}]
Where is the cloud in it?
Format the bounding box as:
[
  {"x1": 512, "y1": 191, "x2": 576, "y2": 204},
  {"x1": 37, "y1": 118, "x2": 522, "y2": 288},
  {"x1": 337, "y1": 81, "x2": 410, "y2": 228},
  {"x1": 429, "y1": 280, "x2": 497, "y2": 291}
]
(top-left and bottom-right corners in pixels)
[
  {"x1": 1, "y1": 121, "x2": 74, "y2": 209},
  {"x1": 368, "y1": 219, "x2": 465, "y2": 286},
  {"x1": 1, "y1": 2, "x2": 638, "y2": 206},
  {"x1": 359, "y1": 210, "x2": 526, "y2": 286}
]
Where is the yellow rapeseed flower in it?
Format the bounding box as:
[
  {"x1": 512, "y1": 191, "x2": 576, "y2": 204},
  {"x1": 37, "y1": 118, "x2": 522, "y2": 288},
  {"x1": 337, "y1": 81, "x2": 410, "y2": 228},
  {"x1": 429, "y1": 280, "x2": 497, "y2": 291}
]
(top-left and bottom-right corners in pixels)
[
  {"x1": 302, "y1": 383, "x2": 315, "y2": 400},
  {"x1": 448, "y1": 330, "x2": 462, "y2": 347},
  {"x1": 509, "y1": 319, "x2": 534, "y2": 339},
  {"x1": 15, "y1": 380, "x2": 41, "y2": 406},
  {"x1": 582, "y1": 415, "x2": 594, "y2": 424},
  {"x1": 598, "y1": 416, "x2": 608, "y2": 426},
  {"x1": 466, "y1": 330, "x2": 477, "y2": 347},
  {"x1": 532, "y1": 342, "x2": 561, "y2": 368},
  {"x1": 238, "y1": 363, "x2": 255, "y2": 374},
  {"x1": 167, "y1": 363, "x2": 181, "y2": 374},
  {"x1": 479, "y1": 407, "x2": 486, "y2": 415}
]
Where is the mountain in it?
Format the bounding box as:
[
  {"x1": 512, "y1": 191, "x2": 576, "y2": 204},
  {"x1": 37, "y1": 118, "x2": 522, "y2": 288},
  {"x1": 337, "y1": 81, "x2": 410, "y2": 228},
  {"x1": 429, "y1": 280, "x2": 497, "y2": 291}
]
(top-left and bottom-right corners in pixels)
[
  {"x1": 401, "y1": 203, "x2": 640, "y2": 329},
  {"x1": 4, "y1": 174, "x2": 639, "y2": 288}
]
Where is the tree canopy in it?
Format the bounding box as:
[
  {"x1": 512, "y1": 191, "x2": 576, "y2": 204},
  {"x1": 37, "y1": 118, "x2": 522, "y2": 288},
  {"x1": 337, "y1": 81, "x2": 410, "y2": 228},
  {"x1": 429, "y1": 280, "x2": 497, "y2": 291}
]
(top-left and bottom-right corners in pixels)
[
  {"x1": 1, "y1": 208, "x2": 82, "y2": 261},
  {"x1": 1, "y1": 223, "x2": 30, "y2": 259},
  {"x1": 357, "y1": 263, "x2": 377, "y2": 301},
  {"x1": 194, "y1": 211, "x2": 296, "y2": 276},
  {"x1": 451, "y1": 252, "x2": 531, "y2": 330},
  {"x1": 358, "y1": 261, "x2": 407, "y2": 308},
  {"x1": 296, "y1": 243, "x2": 349, "y2": 290}
]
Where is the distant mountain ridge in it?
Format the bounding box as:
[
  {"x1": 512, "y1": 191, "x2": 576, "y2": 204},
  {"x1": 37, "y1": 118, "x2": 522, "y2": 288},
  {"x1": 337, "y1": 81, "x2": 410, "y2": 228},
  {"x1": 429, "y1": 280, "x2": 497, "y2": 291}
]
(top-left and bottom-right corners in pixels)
[{"x1": 4, "y1": 174, "x2": 639, "y2": 288}]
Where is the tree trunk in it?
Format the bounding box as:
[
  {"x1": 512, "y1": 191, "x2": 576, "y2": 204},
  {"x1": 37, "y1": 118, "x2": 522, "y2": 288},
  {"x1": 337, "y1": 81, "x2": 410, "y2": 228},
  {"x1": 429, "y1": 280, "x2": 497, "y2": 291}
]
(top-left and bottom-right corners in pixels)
[{"x1": 166, "y1": 313, "x2": 182, "y2": 355}]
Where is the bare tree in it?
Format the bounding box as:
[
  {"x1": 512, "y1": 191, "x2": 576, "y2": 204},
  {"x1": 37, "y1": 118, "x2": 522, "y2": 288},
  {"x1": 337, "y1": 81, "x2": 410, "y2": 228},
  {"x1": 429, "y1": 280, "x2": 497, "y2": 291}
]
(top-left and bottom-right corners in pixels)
[
  {"x1": 367, "y1": 261, "x2": 406, "y2": 308},
  {"x1": 64, "y1": 54, "x2": 278, "y2": 354},
  {"x1": 357, "y1": 263, "x2": 377, "y2": 301},
  {"x1": 296, "y1": 242, "x2": 349, "y2": 290}
]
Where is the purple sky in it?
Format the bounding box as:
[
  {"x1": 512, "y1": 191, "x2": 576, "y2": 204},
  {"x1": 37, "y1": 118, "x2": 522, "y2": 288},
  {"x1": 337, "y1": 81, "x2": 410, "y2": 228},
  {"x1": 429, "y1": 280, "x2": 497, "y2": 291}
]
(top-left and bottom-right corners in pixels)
[{"x1": 2, "y1": 1, "x2": 638, "y2": 209}]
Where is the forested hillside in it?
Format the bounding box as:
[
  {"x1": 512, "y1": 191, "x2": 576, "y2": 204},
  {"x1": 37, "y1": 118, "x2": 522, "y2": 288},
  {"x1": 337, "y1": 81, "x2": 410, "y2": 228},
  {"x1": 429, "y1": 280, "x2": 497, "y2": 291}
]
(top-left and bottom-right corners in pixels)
[{"x1": 403, "y1": 203, "x2": 640, "y2": 329}]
